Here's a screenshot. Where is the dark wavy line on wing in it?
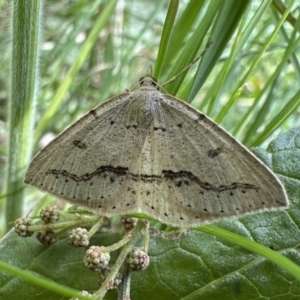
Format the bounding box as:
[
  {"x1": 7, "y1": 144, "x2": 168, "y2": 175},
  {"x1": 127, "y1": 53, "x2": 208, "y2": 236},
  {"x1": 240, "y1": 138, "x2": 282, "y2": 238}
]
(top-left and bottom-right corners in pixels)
[{"x1": 45, "y1": 165, "x2": 258, "y2": 193}]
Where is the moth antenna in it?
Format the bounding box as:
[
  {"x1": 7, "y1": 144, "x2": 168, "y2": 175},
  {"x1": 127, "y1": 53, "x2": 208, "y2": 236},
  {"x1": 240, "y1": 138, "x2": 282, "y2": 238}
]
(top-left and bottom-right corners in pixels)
[{"x1": 161, "y1": 41, "x2": 213, "y2": 87}]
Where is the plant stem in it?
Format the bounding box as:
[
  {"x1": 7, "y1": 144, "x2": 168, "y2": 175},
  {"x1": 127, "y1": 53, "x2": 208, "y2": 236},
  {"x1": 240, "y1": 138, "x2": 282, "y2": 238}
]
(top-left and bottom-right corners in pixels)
[
  {"x1": 6, "y1": 0, "x2": 43, "y2": 231},
  {"x1": 94, "y1": 220, "x2": 144, "y2": 299},
  {"x1": 117, "y1": 267, "x2": 131, "y2": 300}
]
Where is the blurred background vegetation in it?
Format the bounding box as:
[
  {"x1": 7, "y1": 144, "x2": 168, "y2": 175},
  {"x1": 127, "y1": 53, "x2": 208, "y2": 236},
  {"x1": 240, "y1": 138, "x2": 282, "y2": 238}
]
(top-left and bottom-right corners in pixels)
[{"x1": 0, "y1": 0, "x2": 300, "y2": 235}]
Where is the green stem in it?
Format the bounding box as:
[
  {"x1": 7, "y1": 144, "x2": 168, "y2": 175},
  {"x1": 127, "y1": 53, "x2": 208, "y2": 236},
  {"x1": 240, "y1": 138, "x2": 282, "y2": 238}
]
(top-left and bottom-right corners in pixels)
[
  {"x1": 102, "y1": 234, "x2": 131, "y2": 253},
  {"x1": 0, "y1": 260, "x2": 95, "y2": 300},
  {"x1": 28, "y1": 220, "x2": 95, "y2": 232},
  {"x1": 59, "y1": 210, "x2": 100, "y2": 221},
  {"x1": 117, "y1": 267, "x2": 131, "y2": 300},
  {"x1": 198, "y1": 226, "x2": 300, "y2": 282},
  {"x1": 143, "y1": 220, "x2": 149, "y2": 252},
  {"x1": 94, "y1": 220, "x2": 143, "y2": 299},
  {"x1": 87, "y1": 217, "x2": 104, "y2": 238},
  {"x1": 6, "y1": 0, "x2": 43, "y2": 231}
]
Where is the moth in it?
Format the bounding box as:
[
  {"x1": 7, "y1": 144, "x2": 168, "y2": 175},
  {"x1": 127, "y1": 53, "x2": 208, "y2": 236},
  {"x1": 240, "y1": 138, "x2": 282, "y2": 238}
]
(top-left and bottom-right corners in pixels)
[{"x1": 24, "y1": 70, "x2": 288, "y2": 227}]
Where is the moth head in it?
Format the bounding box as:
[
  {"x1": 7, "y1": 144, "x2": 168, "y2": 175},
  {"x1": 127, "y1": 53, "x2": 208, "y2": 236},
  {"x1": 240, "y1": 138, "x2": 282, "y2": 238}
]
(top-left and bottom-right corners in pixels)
[{"x1": 139, "y1": 75, "x2": 159, "y2": 90}]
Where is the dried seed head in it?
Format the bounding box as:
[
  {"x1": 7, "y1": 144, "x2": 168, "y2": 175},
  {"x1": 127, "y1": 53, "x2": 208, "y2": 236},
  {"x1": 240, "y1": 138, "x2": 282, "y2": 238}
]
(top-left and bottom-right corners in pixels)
[
  {"x1": 84, "y1": 246, "x2": 110, "y2": 271},
  {"x1": 40, "y1": 205, "x2": 60, "y2": 223},
  {"x1": 126, "y1": 247, "x2": 149, "y2": 271},
  {"x1": 14, "y1": 217, "x2": 34, "y2": 237},
  {"x1": 98, "y1": 266, "x2": 111, "y2": 285},
  {"x1": 113, "y1": 272, "x2": 122, "y2": 288},
  {"x1": 98, "y1": 266, "x2": 122, "y2": 289},
  {"x1": 36, "y1": 230, "x2": 56, "y2": 245},
  {"x1": 68, "y1": 227, "x2": 89, "y2": 247},
  {"x1": 121, "y1": 216, "x2": 137, "y2": 230}
]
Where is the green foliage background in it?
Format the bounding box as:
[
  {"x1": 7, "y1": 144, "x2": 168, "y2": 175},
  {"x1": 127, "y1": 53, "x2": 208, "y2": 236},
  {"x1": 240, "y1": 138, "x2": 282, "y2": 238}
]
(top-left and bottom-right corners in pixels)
[{"x1": 0, "y1": 0, "x2": 300, "y2": 299}]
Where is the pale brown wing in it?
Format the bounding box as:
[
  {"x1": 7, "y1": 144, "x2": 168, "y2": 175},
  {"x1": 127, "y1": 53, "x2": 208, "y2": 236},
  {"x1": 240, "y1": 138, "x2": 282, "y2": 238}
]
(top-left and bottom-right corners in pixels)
[
  {"x1": 24, "y1": 92, "x2": 150, "y2": 215},
  {"x1": 132, "y1": 94, "x2": 288, "y2": 227}
]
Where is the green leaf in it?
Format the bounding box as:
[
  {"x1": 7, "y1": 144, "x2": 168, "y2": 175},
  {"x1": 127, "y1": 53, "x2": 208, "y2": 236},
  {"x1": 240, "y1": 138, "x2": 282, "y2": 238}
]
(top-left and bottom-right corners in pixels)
[
  {"x1": 0, "y1": 231, "x2": 121, "y2": 300},
  {"x1": 160, "y1": 0, "x2": 222, "y2": 97},
  {"x1": 187, "y1": 0, "x2": 251, "y2": 102},
  {"x1": 154, "y1": 0, "x2": 179, "y2": 79}
]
